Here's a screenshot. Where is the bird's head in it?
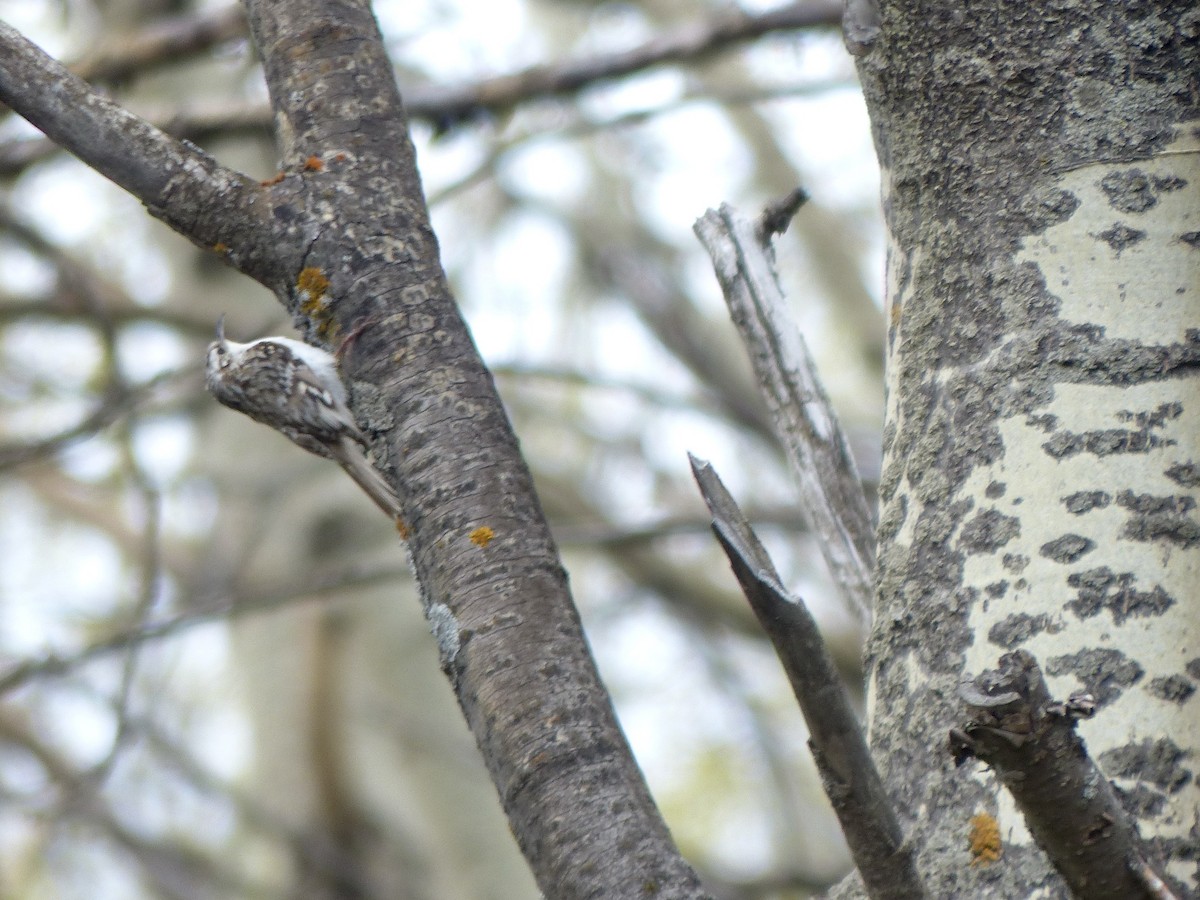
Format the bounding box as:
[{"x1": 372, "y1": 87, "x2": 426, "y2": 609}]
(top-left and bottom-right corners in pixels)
[{"x1": 204, "y1": 315, "x2": 236, "y2": 391}]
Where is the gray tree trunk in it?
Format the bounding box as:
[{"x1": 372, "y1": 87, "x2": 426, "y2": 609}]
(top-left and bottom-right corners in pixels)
[{"x1": 854, "y1": 2, "x2": 1199, "y2": 896}]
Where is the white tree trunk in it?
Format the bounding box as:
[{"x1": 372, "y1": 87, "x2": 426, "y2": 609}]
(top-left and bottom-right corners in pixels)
[{"x1": 858, "y1": 3, "x2": 1198, "y2": 894}]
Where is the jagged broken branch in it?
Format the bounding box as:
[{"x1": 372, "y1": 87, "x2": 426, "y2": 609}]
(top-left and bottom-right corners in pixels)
[{"x1": 689, "y1": 454, "x2": 924, "y2": 900}]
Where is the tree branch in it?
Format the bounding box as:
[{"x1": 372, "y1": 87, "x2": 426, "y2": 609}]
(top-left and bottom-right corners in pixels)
[
  {"x1": 228, "y1": 1, "x2": 714, "y2": 896},
  {"x1": 0, "y1": 1, "x2": 841, "y2": 175},
  {"x1": 694, "y1": 201, "x2": 876, "y2": 624},
  {"x1": 953, "y1": 650, "x2": 1180, "y2": 900},
  {"x1": 418, "y1": 0, "x2": 842, "y2": 128},
  {"x1": 0, "y1": 22, "x2": 278, "y2": 284},
  {"x1": 690, "y1": 455, "x2": 925, "y2": 900},
  {"x1": 70, "y1": 4, "x2": 248, "y2": 84}
]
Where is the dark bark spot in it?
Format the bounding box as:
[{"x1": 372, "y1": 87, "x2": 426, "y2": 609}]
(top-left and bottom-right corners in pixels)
[
  {"x1": 1062, "y1": 490, "x2": 1111, "y2": 514},
  {"x1": 1096, "y1": 222, "x2": 1147, "y2": 254},
  {"x1": 1065, "y1": 566, "x2": 1175, "y2": 623},
  {"x1": 1115, "y1": 490, "x2": 1196, "y2": 514},
  {"x1": 1045, "y1": 647, "x2": 1143, "y2": 707},
  {"x1": 1026, "y1": 413, "x2": 1057, "y2": 433},
  {"x1": 1186, "y1": 658, "x2": 1200, "y2": 681},
  {"x1": 1122, "y1": 514, "x2": 1200, "y2": 548},
  {"x1": 1120, "y1": 403, "x2": 1184, "y2": 429},
  {"x1": 1113, "y1": 783, "x2": 1167, "y2": 818},
  {"x1": 1151, "y1": 175, "x2": 1187, "y2": 193},
  {"x1": 985, "y1": 480, "x2": 1006, "y2": 499},
  {"x1": 1100, "y1": 738, "x2": 1193, "y2": 794},
  {"x1": 1115, "y1": 491, "x2": 1200, "y2": 549},
  {"x1": 1043, "y1": 427, "x2": 1174, "y2": 459},
  {"x1": 1099, "y1": 169, "x2": 1157, "y2": 213},
  {"x1": 959, "y1": 509, "x2": 1020, "y2": 554},
  {"x1": 1147, "y1": 675, "x2": 1196, "y2": 704},
  {"x1": 1180, "y1": 231, "x2": 1200, "y2": 249},
  {"x1": 1033, "y1": 187, "x2": 1080, "y2": 225},
  {"x1": 1039, "y1": 533, "x2": 1094, "y2": 563},
  {"x1": 1001, "y1": 553, "x2": 1029, "y2": 574},
  {"x1": 985, "y1": 580, "x2": 1009, "y2": 598},
  {"x1": 988, "y1": 612, "x2": 1058, "y2": 648},
  {"x1": 1165, "y1": 462, "x2": 1200, "y2": 487},
  {"x1": 1113, "y1": 494, "x2": 1190, "y2": 513}
]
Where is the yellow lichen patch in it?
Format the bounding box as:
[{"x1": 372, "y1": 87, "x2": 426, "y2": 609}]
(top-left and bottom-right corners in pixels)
[
  {"x1": 297, "y1": 267, "x2": 329, "y2": 300},
  {"x1": 469, "y1": 526, "x2": 495, "y2": 548},
  {"x1": 968, "y1": 811, "x2": 1002, "y2": 865},
  {"x1": 296, "y1": 267, "x2": 336, "y2": 338},
  {"x1": 303, "y1": 155, "x2": 324, "y2": 171},
  {"x1": 395, "y1": 518, "x2": 410, "y2": 540},
  {"x1": 212, "y1": 242, "x2": 229, "y2": 255},
  {"x1": 315, "y1": 317, "x2": 340, "y2": 342},
  {"x1": 298, "y1": 294, "x2": 326, "y2": 317}
]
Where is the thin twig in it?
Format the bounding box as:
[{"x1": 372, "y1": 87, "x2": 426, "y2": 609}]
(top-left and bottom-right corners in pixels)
[
  {"x1": 0, "y1": 561, "x2": 405, "y2": 695},
  {"x1": 0, "y1": 22, "x2": 272, "y2": 281},
  {"x1": 408, "y1": 0, "x2": 842, "y2": 129},
  {"x1": 71, "y1": 5, "x2": 248, "y2": 84},
  {"x1": 0, "y1": 368, "x2": 192, "y2": 472}
]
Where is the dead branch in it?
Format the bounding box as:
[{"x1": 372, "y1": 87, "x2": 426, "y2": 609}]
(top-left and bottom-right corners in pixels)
[
  {"x1": 694, "y1": 201, "x2": 876, "y2": 624},
  {"x1": 690, "y1": 455, "x2": 925, "y2": 900}
]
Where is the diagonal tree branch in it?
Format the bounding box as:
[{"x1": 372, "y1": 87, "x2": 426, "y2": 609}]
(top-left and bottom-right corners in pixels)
[
  {"x1": 694, "y1": 200, "x2": 876, "y2": 624},
  {"x1": 0, "y1": 22, "x2": 279, "y2": 285},
  {"x1": 419, "y1": 0, "x2": 842, "y2": 127},
  {"x1": 690, "y1": 454, "x2": 925, "y2": 900},
  {"x1": 70, "y1": 4, "x2": 249, "y2": 84},
  {"x1": 230, "y1": 1, "x2": 714, "y2": 896}
]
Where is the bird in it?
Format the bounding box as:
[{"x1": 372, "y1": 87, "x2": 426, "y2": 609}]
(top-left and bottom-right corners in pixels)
[{"x1": 204, "y1": 316, "x2": 401, "y2": 519}]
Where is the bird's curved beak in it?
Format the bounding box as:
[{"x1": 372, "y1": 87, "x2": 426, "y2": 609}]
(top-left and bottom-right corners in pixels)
[{"x1": 215, "y1": 314, "x2": 226, "y2": 342}]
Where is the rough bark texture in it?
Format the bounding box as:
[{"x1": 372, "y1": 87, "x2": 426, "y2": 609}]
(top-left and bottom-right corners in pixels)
[
  {"x1": 854, "y1": 3, "x2": 1199, "y2": 896},
  {"x1": 0, "y1": 3, "x2": 712, "y2": 897},
  {"x1": 237, "y1": 2, "x2": 712, "y2": 897}
]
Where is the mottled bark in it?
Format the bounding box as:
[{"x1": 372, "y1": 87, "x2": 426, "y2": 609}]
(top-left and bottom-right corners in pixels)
[
  {"x1": 854, "y1": 2, "x2": 1199, "y2": 896},
  {"x1": 239, "y1": 2, "x2": 711, "y2": 897}
]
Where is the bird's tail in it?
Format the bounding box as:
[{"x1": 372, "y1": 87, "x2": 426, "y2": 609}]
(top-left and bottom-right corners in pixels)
[{"x1": 333, "y1": 437, "x2": 402, "y2": 520}]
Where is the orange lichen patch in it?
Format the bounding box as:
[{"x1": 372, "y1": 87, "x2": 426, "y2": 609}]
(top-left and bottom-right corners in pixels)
[
  {"x1": 261, "y1": 171, "x2": 286, "y2": 186},
  {"x1": 469, "y1": 526, "x2": 495, "y2": 548},
  {"x1": 395, "y1": 518, "x2": 410, "y2": 540},
  {"x1": 333, "y1": 152, "x2": 348, "y2": 163},
  {"x1": 212, "y1": 242, "x2": 230, "y2": 254},
  {"x1": 968, "y1": 811, "x2": 1002, "y2": 865},
  {"x1": 303, "y1": 155, "x2": 324, "y2": 171}
]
